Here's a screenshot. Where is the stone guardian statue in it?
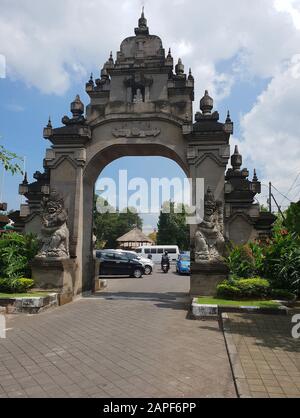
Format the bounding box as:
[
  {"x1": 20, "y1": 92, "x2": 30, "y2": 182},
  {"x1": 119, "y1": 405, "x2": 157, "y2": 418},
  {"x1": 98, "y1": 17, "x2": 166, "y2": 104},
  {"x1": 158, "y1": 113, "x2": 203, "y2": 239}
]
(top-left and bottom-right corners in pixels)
[
  {"x1": 194, "y1": 187, "x2": 225, "y2": 263},
  {"x1": 36, "y1": 189, "x2": 70, "y2": 259}
]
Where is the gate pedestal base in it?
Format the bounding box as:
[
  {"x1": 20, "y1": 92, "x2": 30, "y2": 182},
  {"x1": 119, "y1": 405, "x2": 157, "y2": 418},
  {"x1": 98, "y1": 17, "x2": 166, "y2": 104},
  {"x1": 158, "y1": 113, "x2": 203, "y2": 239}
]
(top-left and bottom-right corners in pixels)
[
  {"x1": 31, "y1": 258, "x2": 77, "y2": 303},
  {"x1": 190, "y1": 261, "x2": 229, "y2": 297}
]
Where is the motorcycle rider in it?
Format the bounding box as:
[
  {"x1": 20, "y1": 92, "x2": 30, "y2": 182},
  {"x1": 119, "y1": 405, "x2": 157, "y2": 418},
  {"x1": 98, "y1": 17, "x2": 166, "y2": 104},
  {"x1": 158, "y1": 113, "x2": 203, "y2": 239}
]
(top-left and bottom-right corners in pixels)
[{"x1": 161, "y1": 251, "x2": 170, "y2": 271}]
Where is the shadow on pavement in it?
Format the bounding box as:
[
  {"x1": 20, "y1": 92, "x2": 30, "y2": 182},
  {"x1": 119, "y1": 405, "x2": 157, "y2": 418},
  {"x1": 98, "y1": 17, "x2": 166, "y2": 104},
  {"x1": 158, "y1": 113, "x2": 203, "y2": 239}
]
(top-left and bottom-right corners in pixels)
[
  {"x1": 87, "y1": 291, "x2": 190, "y2": 312},
  {"x1": 224, "y1": 313, "x2": 300, "y2": 354}
]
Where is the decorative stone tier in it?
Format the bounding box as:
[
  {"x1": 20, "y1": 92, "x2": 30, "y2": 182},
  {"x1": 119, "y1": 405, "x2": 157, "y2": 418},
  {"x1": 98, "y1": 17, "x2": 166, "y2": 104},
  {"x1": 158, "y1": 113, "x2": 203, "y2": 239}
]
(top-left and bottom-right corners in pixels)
[
  {"x1": 31, "y1": 259, "x2": 77, "y2": 304},
  {"x1": 190, "y1": 261, "x2": 229, "y2": 297}
]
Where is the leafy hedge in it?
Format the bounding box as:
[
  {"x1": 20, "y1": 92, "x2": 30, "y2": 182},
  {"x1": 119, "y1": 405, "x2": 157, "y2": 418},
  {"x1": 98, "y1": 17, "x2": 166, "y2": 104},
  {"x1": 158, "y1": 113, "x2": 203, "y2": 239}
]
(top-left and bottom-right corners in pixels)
[
  {"x1": 0, "y1": 232, "x2": 38, "y2": 278},
  {"x1": 0, "y1": 278, "x2": 34, "y2": 294},
  {"x1": 270, "y1": 289, "x2": 296, "y2": 301},
  {"x1": 262, "y1": 232, "x2": 300, "y2": 295},
  {"x1": 226, "y1": 242, "x2": 264, "y2": 279},
  {"x1": 217, "y1": 278, "x2": 270, "y2": 299},
  {"x1": 217, "y1": 278, "x2": 295, "y2": 301},
  {"x1": 225, "y1": 228, "x2": 300, "y2": 297},
  {"x1": 0, "y1": 232, "x2": 38, "y2": 293}
]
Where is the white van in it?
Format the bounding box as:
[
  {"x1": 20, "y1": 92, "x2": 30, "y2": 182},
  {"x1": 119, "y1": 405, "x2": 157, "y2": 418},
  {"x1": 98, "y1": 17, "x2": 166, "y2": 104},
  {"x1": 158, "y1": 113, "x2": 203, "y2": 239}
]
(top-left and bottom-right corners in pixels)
[{"x1": 135, "y1": 245, "x2": 180, "y2": 264}]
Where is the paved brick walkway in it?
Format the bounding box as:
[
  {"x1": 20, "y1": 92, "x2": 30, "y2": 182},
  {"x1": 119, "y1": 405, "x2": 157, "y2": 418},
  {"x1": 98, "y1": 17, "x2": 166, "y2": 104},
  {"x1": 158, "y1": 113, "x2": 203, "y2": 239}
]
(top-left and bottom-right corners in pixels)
[
  {"x1": 222, "y1": 313, "x2": 300, "y2": 398},
  {"x1": 0, "y1": 270, "x2": 236, "y2": 398}
]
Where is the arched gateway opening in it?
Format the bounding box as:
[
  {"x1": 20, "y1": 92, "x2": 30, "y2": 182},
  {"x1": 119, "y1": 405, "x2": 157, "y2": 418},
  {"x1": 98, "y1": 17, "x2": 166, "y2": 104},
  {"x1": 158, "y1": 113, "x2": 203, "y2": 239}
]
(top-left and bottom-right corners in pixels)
[
  {"x1": 19, "y1": 11, "x2": 267, "y2": 302},
  {"x1": 82, "y1": 139, "x2": 190, "y2": 293},
  {"x1": 82, "y1": 139, "x2": 189, "y2": 289}
]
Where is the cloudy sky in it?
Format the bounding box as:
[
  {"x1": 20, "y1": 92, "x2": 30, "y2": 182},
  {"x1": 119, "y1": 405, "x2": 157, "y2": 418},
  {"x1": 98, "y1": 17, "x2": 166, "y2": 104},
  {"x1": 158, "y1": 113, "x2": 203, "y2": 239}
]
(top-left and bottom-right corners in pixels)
[{"x1": 0, "y1": 0, "x2": 300, "y2": 230}]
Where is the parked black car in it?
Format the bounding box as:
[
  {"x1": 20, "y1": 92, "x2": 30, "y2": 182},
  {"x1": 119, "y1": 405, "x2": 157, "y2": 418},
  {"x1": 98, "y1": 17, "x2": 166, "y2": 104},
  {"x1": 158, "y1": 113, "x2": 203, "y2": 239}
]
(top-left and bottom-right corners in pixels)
[{"x1": 96, "y1": 250, "x2": 145, "y2": 278}]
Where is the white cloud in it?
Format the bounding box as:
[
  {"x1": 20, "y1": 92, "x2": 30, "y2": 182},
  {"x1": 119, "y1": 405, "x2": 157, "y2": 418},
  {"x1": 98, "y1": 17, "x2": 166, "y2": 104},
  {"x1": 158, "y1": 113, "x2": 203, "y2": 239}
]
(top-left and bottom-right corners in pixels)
[
  {"x1": 275, "y1": 0, "x2": 300, "y2": 29},
  {"x1": 4, "y1": 103, "x2": 25, "y2": 112},
  {"x1": 238, "y1": 55, "x2": 300, "y2": 206},
  {"x1": 1, "y1": 0, "x2": 300, "y2": 203},
  {"x1": 0, "y1": 54, "x2": 6, "y2": 78},
  {"x1": 0, "y1": 0, "x2": 299, "y2": 97}
]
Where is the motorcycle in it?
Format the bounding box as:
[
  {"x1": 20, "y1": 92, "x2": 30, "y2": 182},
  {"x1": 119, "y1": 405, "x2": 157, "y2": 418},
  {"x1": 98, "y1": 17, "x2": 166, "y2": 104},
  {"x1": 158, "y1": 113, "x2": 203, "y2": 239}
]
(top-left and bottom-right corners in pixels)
[{"x1": 162, "y1": 263, "x2": 169, "y2": 274}]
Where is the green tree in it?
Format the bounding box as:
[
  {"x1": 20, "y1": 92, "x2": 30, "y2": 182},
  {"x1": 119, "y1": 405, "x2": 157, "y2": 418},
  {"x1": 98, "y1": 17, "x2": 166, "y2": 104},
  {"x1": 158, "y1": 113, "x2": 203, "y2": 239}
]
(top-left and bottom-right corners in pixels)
[
  {"x1": 0, "y1": 142, "x2": 23, "y2": 174},
  {"x1": 284, "y1": 201, "x2": 300, "y2": 235},
  {"x1": 157, "y1": 202, "x2": 178, "y2": 245},
  {"x1": 174, "y1": 203, "x2": 190, "y2": 251},
  {"x1": 117, "y1": 207, "x2": 143, "y2": 236},
  {"x1": 148, "y1": 231, "x2": 157, "y2": 244},
  {"x1": 93, "y1": 196, "x2": 143, "y2": 249},
  {"x1": 157, "y1": 202, "x2": 189, "y2": 251},
  {"x1": 0, "y1": 232, "x2": 38, "y2": 279}
]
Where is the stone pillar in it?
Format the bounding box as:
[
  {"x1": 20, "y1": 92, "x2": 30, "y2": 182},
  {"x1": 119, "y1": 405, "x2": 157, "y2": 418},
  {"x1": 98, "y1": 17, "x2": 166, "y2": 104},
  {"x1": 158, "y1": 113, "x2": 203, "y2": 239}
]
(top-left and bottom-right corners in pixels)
[
  {"x1": 191, "y1": 262, "x2": 229, "y2": 296},
  {"x1": 187, "y1": 92, "x2": 232, "y2": 297},
  {"x1": 44, "y1": 149, "x2": 86, "y2": 296},
  {"x1": 82, "y1": 176, "x2": 95, "y2": 293},
  {"x1": 29, "y1": 96, "x2": 92, "y2": 298},
  {"x1": 31, "y1": 259, "x2": 77, "y2": 305},
  {"x1": 224, "y1": 147, "x2": 275, "y2": 244}
]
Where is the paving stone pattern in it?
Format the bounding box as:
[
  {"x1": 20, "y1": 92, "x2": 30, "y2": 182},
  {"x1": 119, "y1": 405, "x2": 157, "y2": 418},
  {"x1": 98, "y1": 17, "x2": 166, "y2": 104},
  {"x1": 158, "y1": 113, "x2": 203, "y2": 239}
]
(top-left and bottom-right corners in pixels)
[
  {"x1": 0, "y1": 271, "x2": 236, "y2": 398},
  {"x1": 223, "y1": 313, "x2": 300, "y2": 398}
]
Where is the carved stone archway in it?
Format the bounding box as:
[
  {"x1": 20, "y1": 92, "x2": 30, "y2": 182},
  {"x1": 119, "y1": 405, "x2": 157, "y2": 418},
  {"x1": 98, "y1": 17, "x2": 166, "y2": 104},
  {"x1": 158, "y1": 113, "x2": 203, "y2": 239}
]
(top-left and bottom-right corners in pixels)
[
  {"x1": 81, "y1": 132, "x2": 190, "y2": 291},
  {"x1": 18, "y1": 12, "x2": 269, "y2": 300}
]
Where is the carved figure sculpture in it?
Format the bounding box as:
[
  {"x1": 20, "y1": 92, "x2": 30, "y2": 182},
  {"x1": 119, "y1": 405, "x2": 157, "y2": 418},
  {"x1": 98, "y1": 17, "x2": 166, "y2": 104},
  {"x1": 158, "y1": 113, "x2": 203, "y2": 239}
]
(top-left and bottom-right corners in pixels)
[
  {"x1": 133, "y1": 88, "x2": 143, "y2": 103},
  {"x1": 194, "y1": 187, "x2": 225, "y2": 262},
  {"x1": 36, "y1": 190, "x2": 69, "y2": 259}
]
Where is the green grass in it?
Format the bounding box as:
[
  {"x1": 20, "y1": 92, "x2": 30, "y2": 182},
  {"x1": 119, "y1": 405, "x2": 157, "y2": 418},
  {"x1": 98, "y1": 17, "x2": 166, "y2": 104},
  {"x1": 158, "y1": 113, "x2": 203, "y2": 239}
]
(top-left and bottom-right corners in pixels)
[
  {"x1": 0, "y1": 292, "x2": 50, "y2": 299},
  {"x1": 196, "y1": 297, "x2": 281, "y2": 309}
]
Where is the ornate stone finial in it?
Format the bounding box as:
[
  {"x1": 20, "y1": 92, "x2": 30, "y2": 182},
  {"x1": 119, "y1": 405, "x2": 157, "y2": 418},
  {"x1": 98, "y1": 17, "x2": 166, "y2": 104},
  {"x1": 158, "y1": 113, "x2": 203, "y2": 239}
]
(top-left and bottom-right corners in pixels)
[
  {"x1": 86, "y1": 73, "x2": 94, "y2": 93},
  {"x1": 71, "y1": 95, "x2": 84, "y2": 118},
  {"x1": 226, "y1": 110, "x2": 232, "y2": 123},
  {"x1": 43, "y1": 117, "x2": 53, "y2": 139},
  {"x1": 175, "y1": 58, "x2": 184, "y2": 75},
  {"x1": 23, "y1": 172, "x2": 28, "y2": 185},
  {"x1": 224, "y1": 110, "x2": 234, "y2": 134},
  {"x1": 188, "y1": 68, "x2": 194, "y2": 81},
  {"x1": 101, "y1": 66, "x2": 109, "y2": 79},
  {"x1": 200, "y1": 90, "x2": 213, "y2": 115},
  {"x1": 253, "y1": 169, "x2": 258, "y2": 182},
  {"x1": 135, "y1": 7, "x2": 149, "y2": 36},
  {"x1": 231, "y1": 145, "x2": 242, "y2": 171},
  {"x1": 19, "y1": 171, "x2": 29, "y2": 195},
  {"x1": 104, "y1": 52, "x2": 114, "y2": 70},
  {"x1": 166, "y1": 48, "x2": 173, "y2": 66}
]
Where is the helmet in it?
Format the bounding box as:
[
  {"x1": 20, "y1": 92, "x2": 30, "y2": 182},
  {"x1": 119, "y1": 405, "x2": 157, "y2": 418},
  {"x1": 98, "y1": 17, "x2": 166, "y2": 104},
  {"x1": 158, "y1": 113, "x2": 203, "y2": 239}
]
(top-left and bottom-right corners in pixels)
[{"x1": 164, "y1": 251, "x2": 168, "y2": 256}]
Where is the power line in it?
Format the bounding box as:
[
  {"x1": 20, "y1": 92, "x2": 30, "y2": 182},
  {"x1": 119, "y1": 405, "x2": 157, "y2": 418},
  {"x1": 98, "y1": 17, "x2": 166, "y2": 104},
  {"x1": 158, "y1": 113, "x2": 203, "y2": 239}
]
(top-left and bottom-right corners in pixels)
[
  {"x1": 271, "y1": 184, "x2": 293, "y2": 203},
  {"x1": 290, "y1": 183, "x2": 300, "y2": 191},
  {"x1": 289, "y1": 192, "x2": 300, "y2": 203},
  {"x1": 280, "y1": 171, "x2": 300, "y2": 206},
  {"x1": 288, "y1": 184, "x2": 300, "y2": 201}
]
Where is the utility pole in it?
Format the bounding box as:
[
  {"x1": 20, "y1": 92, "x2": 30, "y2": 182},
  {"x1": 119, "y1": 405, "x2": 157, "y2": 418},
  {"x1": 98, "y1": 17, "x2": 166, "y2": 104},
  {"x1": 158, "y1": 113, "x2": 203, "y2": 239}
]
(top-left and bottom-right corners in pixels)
[
  {"x1": 271, "y1": 192, "x2": 286, "y2": 220},
  {"x1": 268, "y1": 182, "x2": 272, "y2": 213}
]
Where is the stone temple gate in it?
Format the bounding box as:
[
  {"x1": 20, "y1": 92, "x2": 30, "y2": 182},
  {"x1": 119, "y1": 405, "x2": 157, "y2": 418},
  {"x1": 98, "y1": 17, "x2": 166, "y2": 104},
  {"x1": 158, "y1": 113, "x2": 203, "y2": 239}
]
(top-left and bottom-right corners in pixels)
[{"x1": 16, "y1": 11, "x2": 275, "y2": 300}]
